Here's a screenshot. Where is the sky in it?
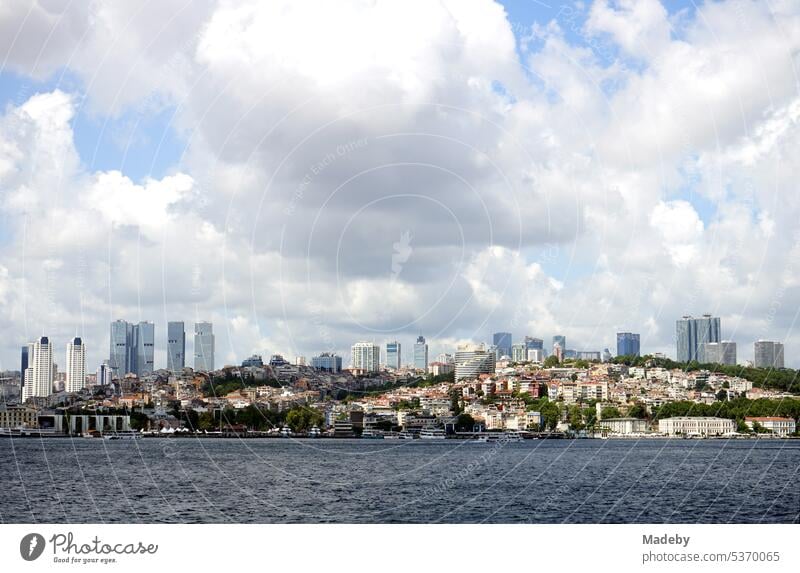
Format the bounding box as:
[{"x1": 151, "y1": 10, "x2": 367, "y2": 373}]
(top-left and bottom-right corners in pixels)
[{"x1": 0, "y1": 0, "x2": 799, "y2": 370}]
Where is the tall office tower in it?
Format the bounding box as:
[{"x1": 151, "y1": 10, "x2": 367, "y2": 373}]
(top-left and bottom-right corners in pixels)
[
  {"x1": 386, "y1": 341, "x2": 401, "y2": 369},
  {"x1": 194, "y1": 322, "x2": 215, "y2": 372},
  {"x1": 553, "y1": 341, "x2": 564, "y2": 363},
  {"x1": 311, "y1": 352, "x2": 342, "y2": 373},
  {"x1": 700, "y1": 341, "x2": 736, "y2": 365},
  {"x1": 351, "y1": 342, "x2": 381, "y2": 373},
  {"x1": 602, "y1": 348, "x2": 613, "y2": 362},
  {"x1": 524, "y1": 336, "x2": 544, "y2": 350},
  {"x1": 552, "y1": 335, "x2": 566, "y2": 353},
  {"x1": 754, "y1": 340, "x2": 785, "y2": 368},
  {"x1": 493, "y1": 332, "x2": 512, "y2": 358},
  {"x1": 23, "y1": 336, "x2": 53, "y2": 399},
  {"x1": 133, "y1": 321, "x2": 155, "y2": 376},
  {"x1": 19, "y1": 346, "x2": 28, "y2": 397},
  {"x1": 511, "y1": 343, "x2": 527, "y2": 362},
  {"x1": 109, "y1": 319, "x2": 133, "y2": 375},
  {"x1": 97, "y1": 362, "x2": 112, "y2": 386},
  {"x1": 413, "y1": 336, "x2": 429, "y2": 370},
  {"x1": 167, "y1": 321, "x2": 186, "y2": 372},
  {"x1": 65, "y1": 337, "x2": 86, "y2": 393},
  {"x1": 676, "y1": 315, "x2": 721, "y2": 362},
  {"x1": 616, "y1": 332, "x2": 641, "y2": 357},
  {"x1": 454, "y1": 344, "x2": 496, "y2": 381}
]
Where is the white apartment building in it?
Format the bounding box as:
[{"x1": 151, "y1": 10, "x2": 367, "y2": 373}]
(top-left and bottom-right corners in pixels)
[
  {"x1": 599, "y1": 417, "x2": 649, "y2": 435},
  {"x1": 65, "y1": 337, "x2": 86, "y2": 393},
  {"x1": 454, "y1": 344, "x2": 496, "y2": 381},
  {"x1": 658, "y1": 416, "x2": 735, "y2": 437},
  {"x1": 351, "y1": 342, "x2": 381, "y2": 374},
  {"x1": 23, "y1": 336, "x2": 53, "y2": 399}
]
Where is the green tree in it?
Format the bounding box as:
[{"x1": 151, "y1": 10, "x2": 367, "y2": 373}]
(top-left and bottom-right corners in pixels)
[{"x1": 544, "y1": 355, "x2": 560, "y2": 368}]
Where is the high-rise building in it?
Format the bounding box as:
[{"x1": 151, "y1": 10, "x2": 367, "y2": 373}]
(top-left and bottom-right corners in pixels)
[
  {"x1": 700, "y1": 341, "x2": 736, "y2": 365},
  {"x1": 134, "y1": 321, "x2": 155, "y2": 376},
  {"x1": 19, "y1": 346, "x2": 28, "y2": 397},
  {"x1": 754, "y1": 340, "x2": 785, "y2": 369},
  {"x1": 167, "y1": 321, "x2": 186, "y2": 372},
  {"x1": 552, "y1": 335, "x2": 566, "y2": 353},
  {"x1": 23, "y1": 336, "x2": 53, "y2": 399},
  {"x1": 616, "y1": 332, "x2": 641, "y2": 357},
  {"x1": 455, "y1": 344, "x2": 496, "y2": 381},
  {"x1": 65, "y1": 337, "x2": 86, "y2": 393},
  {"x1": 493, "y1": 332, "x2": 512, "y2": 358},
  {"x1": 676, "y1": 315, "x2": 720, "y2": 362},
  {"x1": 436, "y1": 353, "x2": 454, "y2": 364},
  {"x1": 351, "y1": 342, "x2": 380, "y2": 373},
  {"x1": 524, "y1": 336, "x2": 544, "y2": 350},
  {"x1": 109, "y1": 319, "x2": 133, "y2": 375},
  {"x1": 511, "y1": 343, "x2": 527, "y2": 362},
  {"x1": 386, "y1": 341, "x2": 401, "y2": 369},
  {"x1": 96, "y1": 362, "x2": 111, "y2": 387},
  {"x1": 413, "y1": 336, "x2": 428, "y2": 370},
  {"x1": 527, "y1": 348, "x2": 545, "y2": 363},
  {"x1": 194, "y1": 322, "x2": 215, "y2": 372},
  {"x1": 311, "y1": 352, "x2": 342, "y2": 373}
]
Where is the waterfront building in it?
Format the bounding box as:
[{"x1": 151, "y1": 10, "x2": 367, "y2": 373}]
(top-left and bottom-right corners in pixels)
[
  {"x1": 454, "y1": 344, "x2": 496, "y2": 381},
  {"x1": 413, "y1": 336, "x2": 428, "y2": 370},
  {"x1": 753, "y1": 340, "x2": 785, "y2": 369},
  {"x1": 167, "y1": 321, "x2": 186, "y2": 372},
  {"x1": 23, "y1": 336, "x2": 53, "y2": 399},
  {"x1": 311, "y1": 352, "x2": 342, "y2": 373},
  {"x1": 194, "y1": 321, "x2": 215, "y2": 372},
  {"x1": 744, "y1": 417, "x2": 796, "y2": 436},
  {"x1": 598, "y1": 417, "x2": 649, "y2": 435},
  {"x1": 65, "y1": 337, "x2": 86, "y2": 393},
  {"x1": 351, "y1": 342, "x2": 381, "y2": 374},
  {"x1": 676, "y1": 315, "x2": 720, "y2": 362},
  {"x1": 700, "y1": 341, "x2": 736, "y2": 365},
  {"x1": 0, "y1": 405, "x2": 38, "y2": 428},
  {"x1": 616, "y1": 332, "x2": 640, "y2": 357},
  {"x1": 658, "y1": 416, "x2": 735, "y2": 437},
  {"x1": 386, "y1": 341, "x2": 401, "y2": 370},
  {"x1": 493, "y1": 332, "x2": 512, "y2": 358}
]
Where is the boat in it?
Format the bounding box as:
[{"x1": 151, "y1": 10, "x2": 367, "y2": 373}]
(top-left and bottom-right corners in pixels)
[
  {"x1": 503, "y1": 431, "x2": 524, "y2": 442},
  {"x1": 361, "y1": 429, "x2": 384, "y2": 439},
  {"x1": 419, "y1": 428, "x2": 447, "y2": 440},
  {"x1": 280, "y1": 426, "x2": 292, "y2": 437},
  {"x1": 104, "y1": 431, "x2": 142, "y2": 440},
  {"x1": 308, "y1": 426, "x2": 321, "y2": 438},
  {"x1": 473, "y1": 434, "x2": 489, "y2": 443},
  {"x1": 397, "y1": 431, "x2": 414, "y2": 440}
]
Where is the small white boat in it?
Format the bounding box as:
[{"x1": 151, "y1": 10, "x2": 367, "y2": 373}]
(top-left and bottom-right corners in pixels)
[
  {"x1": 308, "y1": 426, "x2": 321, "y2": 438},
  {"x1": 104, "y1": 431, "x2": 141, "y2": 440},
  {"x1": 397, "y1": 431, "x2": 414, "y2": 440},
  {"x1": 280, "y1": 426, "x2": 292, "y2": 437},
  {"x1": 503, "y1": 431, "x2": 524, "y2": 442},
  {"x1": 361, "y1": 429, "x2": 384, "y2": 439}
]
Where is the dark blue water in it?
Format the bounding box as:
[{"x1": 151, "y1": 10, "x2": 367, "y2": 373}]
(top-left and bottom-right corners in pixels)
[{"x1": 1, "y1": 438, "x2": 798, "y2": 523}]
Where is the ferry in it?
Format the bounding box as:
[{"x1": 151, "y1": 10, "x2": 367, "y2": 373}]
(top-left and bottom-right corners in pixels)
[
  {"x1": 103, "y1": 431, "x2": 142, "y2": 440},
  {"x1": 419, "y1": 428, "x2": 447, "y2": 440},
  {"x1": 361, "y1": 429, "x2": 384, "y2": 439}
]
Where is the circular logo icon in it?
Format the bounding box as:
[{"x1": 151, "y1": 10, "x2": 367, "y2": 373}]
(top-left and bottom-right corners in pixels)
[{"x1": 20, "y1": 533, "x2": 45, "y2": 561}]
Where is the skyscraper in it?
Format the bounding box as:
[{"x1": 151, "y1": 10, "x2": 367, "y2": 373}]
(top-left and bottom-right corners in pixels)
[
  {"x1": 454, "y1": 344, "x2": 496, "y2": 381},
  {"x1": 109, "y1": 319, "x2": 133, "y2": 375},
  {"x1": 311, "y1": 352, "x2": 342, "y2": 372},
  {"x1": 700, "y1": 341, "x2": 736, "y2": 365},
  {"x1": 97, "y1": 362, "x2": 112, "y2": 387},
  {"x1": 413, "y1": 336, "x2": 428, "y2": 371},
  {"x1": 19, "y1": 346, "x2": 28, "y2": 397},
  {"x1": 493, "y1": 332, "x2": 512, "y2": 358},
  {"x1": 194, "y1": 322, "x2": 215, "y2": 372},
  {"x1": 134, "y1": 321, "x2": 155, "y2": 376},
  {"x1": 524, "y1": 336, "x2": 544, "y2": 350},
  {"x1": 23, "y1": 336, "x2": 52, "y2": 399},
  {"x1": 351, "y1": 342, "x2": 380, "y2": 373},
  {"x1": 676, "y1": 315, "x2": 720, "y2": 362},
  {"x1": 511, "y1": 343, "x2": 527, "y2": 362},
  {"x1": 616, "y1": 332, "x2": 641, "y2": 357},
  {"x1": 552, "y1": 335, "x2": 566, "y2": 353},
  {"x1": 65, "y1": 337, "x2": 86, "y2": 393},
  {"x1": 167, "y1": 321, "x2": 186, "y2": 372},
  {"x1": 386, "y1": 341, "x2": 401, "y2": 369},
  {"x1": 754, "y1": 340, "x2": 785, "y2": 369}
]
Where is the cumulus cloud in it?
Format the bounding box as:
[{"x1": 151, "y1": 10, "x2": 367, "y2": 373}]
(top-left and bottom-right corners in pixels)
[{"x1": 1, "y1": 0, "x2": 800, "y2": 368}]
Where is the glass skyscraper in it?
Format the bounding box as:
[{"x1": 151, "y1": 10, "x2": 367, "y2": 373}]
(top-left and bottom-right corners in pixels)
[
  {"x1": 194, "y1": 322, "x2": 215, "y2": 372},
  {"x1": 167, "y1": 321, "x2": 186, "y2": 372},
  {"x1": 676, "y1": 315, "x2": 720, "y2": 362},
  {"x1": 386, "y1": 341, "x2": 401, "y2": 369},
  {"x1": 413, "y1": 336, "x2": 428, "y2": 371},
  {"x1": 110, "y1": 320, "x2": 155, "y2": 376},
  {"x1": 492, "y1": 332, "x2": 512, "y2": 358},
  {"x1": 616, "y1": 332, "x2": 641, "y2": 357}
]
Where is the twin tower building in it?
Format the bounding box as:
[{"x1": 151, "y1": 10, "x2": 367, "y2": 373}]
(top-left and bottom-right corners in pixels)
[{"x1": 110, "y1": 319, "x2": 215, "y2": 377}]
